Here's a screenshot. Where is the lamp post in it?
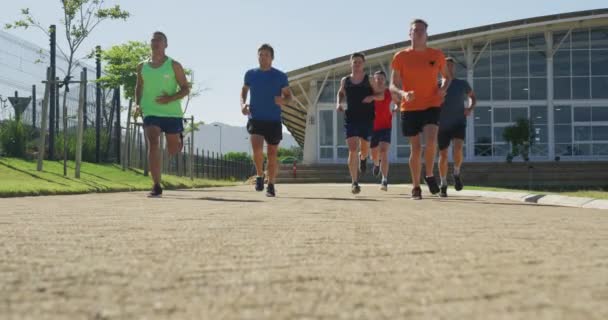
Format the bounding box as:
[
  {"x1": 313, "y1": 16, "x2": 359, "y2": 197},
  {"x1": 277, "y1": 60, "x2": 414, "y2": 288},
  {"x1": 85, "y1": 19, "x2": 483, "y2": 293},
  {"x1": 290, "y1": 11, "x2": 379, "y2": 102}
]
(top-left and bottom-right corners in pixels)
[{"x1": 213, "y1": 124, "x2": 222, "y2": 154}]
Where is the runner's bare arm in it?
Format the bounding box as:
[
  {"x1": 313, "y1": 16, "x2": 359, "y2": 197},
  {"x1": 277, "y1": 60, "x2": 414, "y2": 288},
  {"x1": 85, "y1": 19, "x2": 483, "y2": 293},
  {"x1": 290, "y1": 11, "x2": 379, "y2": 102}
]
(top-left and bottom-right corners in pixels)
[
  {"x1": 465, "y1": 89, "x2": 477, "y2": 116},
  {"x1": 438, "y1": 61, "x2": 452, "y2": 96},
  {"x1": 134, "y1": 63, "x2": 144, "y2": 118},
  {"x1": 390, "y1": 70, "x2": 413, "y2": 101},
  {"x1": 363, "y1": 77, "x2": 386, "y2": 102},
  {"x1": 274, "y1": 86, "x2": 293, "y2": 108},
  {"x1": 241, "y1": 85, "x2": 250, "y2": 115},
  {"x1": 336, "y1": 77, "x2": 347, "y2": 111}
]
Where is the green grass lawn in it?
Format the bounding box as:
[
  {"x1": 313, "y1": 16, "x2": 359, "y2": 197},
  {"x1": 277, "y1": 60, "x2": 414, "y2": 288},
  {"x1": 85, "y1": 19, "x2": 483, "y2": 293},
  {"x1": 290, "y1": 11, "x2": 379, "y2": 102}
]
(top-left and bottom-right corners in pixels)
[
  {"x1": 0, "y1": 157, "x2": 237, "y2": 197},
  {"x1": 465, "y1": 185, "x2": 608, "y2": 200}
]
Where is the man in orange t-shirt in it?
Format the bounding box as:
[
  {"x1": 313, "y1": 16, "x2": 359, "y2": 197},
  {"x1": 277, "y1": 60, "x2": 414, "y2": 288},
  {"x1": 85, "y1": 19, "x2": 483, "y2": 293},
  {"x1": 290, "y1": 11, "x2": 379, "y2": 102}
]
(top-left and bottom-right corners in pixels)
[{"x1": 390, "y1": 19, "x2": 451, "y2": 200}]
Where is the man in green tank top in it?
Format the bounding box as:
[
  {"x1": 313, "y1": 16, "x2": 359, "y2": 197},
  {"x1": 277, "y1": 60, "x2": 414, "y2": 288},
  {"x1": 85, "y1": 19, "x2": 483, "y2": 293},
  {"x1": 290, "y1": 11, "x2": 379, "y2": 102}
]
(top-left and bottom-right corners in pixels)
[{"x1": 135, "y1": 31, "x2": 190, "y2": 197}]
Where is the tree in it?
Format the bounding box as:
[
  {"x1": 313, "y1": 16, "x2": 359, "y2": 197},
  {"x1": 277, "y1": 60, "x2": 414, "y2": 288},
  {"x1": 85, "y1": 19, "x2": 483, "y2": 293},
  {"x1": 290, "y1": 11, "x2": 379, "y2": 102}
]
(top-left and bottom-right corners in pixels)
[
  {"x1": 503, "y1": 117, "x2": 535, "y2": 163},
  {"x1": 278, "y1": 146, "x2": 303, "y2": 160},
  {"x1": 224, "y1": 152, "x2": 251, "y2": 162}
]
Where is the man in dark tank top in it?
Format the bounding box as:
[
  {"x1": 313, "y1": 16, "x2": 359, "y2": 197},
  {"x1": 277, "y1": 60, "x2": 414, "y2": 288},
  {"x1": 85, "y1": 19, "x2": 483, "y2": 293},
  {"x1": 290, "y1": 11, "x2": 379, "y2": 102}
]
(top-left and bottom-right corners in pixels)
[{"x1": 337, "y1": 52, "x2": 384, "y2": 194}]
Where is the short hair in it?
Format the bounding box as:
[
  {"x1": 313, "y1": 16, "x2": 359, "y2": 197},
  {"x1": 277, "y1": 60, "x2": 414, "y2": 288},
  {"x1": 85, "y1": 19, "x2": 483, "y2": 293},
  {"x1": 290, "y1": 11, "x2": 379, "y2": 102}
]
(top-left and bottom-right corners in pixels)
[
  {"x1": 258, "y1": 43, "x2": 275, "y2": 59},
  {"x1": 374, "y1": 70, "x2": 387, "y2": 77},
  {"x1": 445, "y1": 56, "x2": 456, "y2": 63},
  {"x1": 350, "y1": 52, "x2": 366, "y2": 61},
  {"x1": 410, "y1": 19, "x2": 428, "y2": 30},
  {"x1": 153, "y1": 31, "x2": 168, "y2": 43}
]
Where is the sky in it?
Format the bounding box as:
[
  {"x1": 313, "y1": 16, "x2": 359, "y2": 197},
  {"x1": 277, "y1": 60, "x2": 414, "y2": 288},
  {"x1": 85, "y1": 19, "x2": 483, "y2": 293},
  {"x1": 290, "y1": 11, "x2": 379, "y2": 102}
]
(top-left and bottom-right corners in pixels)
[{"x1": 1, "y1": 0, "x2": 606, "y2": 127}]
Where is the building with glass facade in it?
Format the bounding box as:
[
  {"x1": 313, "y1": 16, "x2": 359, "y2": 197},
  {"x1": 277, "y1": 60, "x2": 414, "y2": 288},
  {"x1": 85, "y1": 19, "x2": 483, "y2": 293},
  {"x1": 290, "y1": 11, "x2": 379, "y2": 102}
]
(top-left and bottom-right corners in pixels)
[{"x1": 282, "y1": 9, "x2": 608, "y2": 164}]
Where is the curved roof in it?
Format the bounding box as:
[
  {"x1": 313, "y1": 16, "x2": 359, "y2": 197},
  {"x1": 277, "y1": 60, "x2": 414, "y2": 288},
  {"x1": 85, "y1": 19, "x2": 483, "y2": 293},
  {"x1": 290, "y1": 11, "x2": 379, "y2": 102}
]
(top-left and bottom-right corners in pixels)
[{"x1": 282, "y1": 8, "x2": 608, "y2": 146}]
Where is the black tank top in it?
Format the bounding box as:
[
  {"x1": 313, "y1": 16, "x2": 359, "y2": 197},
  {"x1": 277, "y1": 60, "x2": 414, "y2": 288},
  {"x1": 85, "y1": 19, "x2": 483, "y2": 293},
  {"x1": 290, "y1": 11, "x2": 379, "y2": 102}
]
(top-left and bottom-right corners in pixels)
[{"x1": 344, "y1": 75, "x2": 375, "y2": 124}]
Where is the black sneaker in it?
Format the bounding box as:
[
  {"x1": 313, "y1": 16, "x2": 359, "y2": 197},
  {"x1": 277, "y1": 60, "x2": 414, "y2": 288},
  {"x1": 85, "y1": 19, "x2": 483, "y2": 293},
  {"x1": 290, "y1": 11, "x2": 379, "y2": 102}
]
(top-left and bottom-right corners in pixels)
[
  {"x1": 266, "y1": 184, "x2": 276, "y2": 197},
  {"x1": 424, "y1": 176, "x2": 440, "y2": 195},
  {"x1": 351, "y1": 182, "x2": 361, "y2": 194},
  {"x1": 359, "y1": 158, "x2": 367, "y2": 174},
  {"x1": 373, "y1": 164, "x2": 380, "y2": 177},
  {"x1": 440, "y1": 185, "x2": 448, "y2": 198},
  {"x1": 255, "y1": 176, "x2": 264, "y2": 192},
  {"x1": 380, "y1": 180, "x2": 388, "y2": 191},
  {"x1": 411, "y1": 186, "x2": 422, "y2": 200},
  {"x1": 453, "y1": 174, "x2": 464, "y2": 191},
  {"x1": 148, "y1": 184, "x2": 163, "y2": 198}
]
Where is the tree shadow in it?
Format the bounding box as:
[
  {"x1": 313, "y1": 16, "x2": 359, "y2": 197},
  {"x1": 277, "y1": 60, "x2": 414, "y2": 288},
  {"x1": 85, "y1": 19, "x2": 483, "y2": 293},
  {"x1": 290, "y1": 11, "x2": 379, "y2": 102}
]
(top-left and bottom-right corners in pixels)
[
  {"x1": 280, "y1": 196, "x2": 379, "y2": 202},
  {"x1": 162, "y1": 196, "x2": 263, "y2": 203},
  {"x1": 0, "y1": 161, "x2": 70, "y2": 186}
]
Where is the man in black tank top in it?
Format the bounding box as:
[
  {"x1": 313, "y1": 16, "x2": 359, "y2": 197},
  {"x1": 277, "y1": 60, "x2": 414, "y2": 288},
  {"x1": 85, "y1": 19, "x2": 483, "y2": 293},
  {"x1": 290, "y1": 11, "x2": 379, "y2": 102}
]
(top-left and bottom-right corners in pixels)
[{"x1": 337, "y1": 52, "x2": 384, "y2": 194}]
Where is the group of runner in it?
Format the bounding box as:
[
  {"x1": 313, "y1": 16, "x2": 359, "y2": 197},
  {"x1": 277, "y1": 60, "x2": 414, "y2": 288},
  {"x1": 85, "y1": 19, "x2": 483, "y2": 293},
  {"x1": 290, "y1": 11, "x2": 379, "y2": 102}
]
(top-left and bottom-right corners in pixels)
[{"x1": 135, "y1": 19, "x2": 476, "y2": 200}]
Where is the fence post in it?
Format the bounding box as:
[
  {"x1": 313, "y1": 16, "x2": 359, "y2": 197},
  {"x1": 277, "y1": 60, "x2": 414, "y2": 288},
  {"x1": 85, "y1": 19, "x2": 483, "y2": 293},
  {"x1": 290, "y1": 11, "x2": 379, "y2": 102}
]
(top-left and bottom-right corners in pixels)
[
  {"x1": 37, "y1": 68, "x2": 51, "y2": 171},
  {"x1": 190, "y1": 116, "x2": 194, "y2": 180},
  {"x1": 75, "y1": 69, "x2": 86, "y2": 178},
  {"x1": 123, "y1": 99, "x2": 133, "y2": 170}
]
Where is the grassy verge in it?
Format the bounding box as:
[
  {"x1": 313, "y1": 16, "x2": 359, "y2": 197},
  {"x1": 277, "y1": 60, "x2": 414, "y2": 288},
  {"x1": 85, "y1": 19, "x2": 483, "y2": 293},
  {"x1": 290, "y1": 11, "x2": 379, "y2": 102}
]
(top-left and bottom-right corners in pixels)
[
  {"x1": 465, "y1": 185, "x2": 608, "y2": 200},
  {"x1": 0, "y1": 157, "x2": 238, "y2": 197}
]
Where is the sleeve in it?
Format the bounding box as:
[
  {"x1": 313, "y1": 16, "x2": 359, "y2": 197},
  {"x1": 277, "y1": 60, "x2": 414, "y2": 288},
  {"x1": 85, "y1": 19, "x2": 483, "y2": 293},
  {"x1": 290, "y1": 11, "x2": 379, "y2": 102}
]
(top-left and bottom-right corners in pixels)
[
  {"x1": 244, "y1": 70, "x2": 252, "y2": 87},
  {"x1": 281, "y1": 72, "x2": 289, "y2": 88},
  {"x1": 391, "y1": 52, "x2": 401, "y2": 71},
  {"x1": 437, "y1": 50, "x2": 446, "y2": 71}
]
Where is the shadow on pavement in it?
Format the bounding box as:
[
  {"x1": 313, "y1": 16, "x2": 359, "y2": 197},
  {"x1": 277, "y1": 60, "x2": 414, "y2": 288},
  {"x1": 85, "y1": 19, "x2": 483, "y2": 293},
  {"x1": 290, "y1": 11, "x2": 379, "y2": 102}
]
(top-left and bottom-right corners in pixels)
[
  {"x1": 162, "y1": 196, "x2": 264, "y2": 203},
  {"x1": 280, "y1": 196, "x2": 379, "y2": 202}
]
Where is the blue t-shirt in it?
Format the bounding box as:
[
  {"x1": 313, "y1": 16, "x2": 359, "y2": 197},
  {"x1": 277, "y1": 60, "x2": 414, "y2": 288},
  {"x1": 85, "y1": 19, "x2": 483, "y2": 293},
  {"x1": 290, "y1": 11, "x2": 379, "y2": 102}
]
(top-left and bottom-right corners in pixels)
[{"x1": 244, "y1": 67, "x2": 289, "y2": 122}]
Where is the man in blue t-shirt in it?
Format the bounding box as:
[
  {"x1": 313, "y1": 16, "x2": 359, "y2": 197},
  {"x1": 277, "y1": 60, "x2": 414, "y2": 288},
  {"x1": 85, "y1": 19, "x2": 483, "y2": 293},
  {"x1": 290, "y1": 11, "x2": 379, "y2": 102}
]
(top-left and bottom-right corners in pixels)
[
  {"x1": 240, "y1": 43, "x2": 292, "y2": 197},
  {"x1": 437, "y1": 57, "x2": 477, "y2": 197}
]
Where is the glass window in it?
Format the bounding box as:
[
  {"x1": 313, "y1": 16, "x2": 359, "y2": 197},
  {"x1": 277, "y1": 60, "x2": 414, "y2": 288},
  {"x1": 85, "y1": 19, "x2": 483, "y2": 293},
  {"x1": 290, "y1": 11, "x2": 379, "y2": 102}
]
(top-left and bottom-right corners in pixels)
[
  {"x1": 473, "y1": 78, "x2": 490, "y2": 100},
  {"x1": 531, "y1": 144, "x2": 548, "y2": 156},
  {"x1": 529, "y1": 34, "x2": 546, "y2": 51},
  {"x1": 510, "y1": 37, "x2": 527, "y2": 50},
  {"x1": 529, "y1": 78, "x2": 547, "y2": 100},
  {"x1": 572, "y1": 50, "x2": 590, "y2": 76},
  {"x1": 592, "y1": 77, "x2": 608, "y2": 99},
  {"x1": 592, "y1": 126, "x2": 608, "y2": 141},
  {"x1": 591, "y1": 50, "x2": 608, "y2": 76},
  {"x1": 530, "y1": 106, "x2": 547, "y2": 124},
  {"x1": 318, "y1": 80, "x2": 337, "y2": 103},
  {"x1": 529, "y1": 51, "x2": 546, "y2": 76},
  {"x1": 320, "y1": 148, "x2": 333, "y2": 159},
  {"x1": 492, "y1": 51, "x2": 509, "y2": 77},
  {"x1": 593, "y1": 143, "x2": 608, "y2": 155},
  {"x1": 571, "y1": 29, "x2": 589, "y2": 49},
  {"x1": 533, "y1": 125, "x2": 548, "y2": 143},
  {"x1": 493, "y1": 108, "x2": 510, "y2": 123},
  {"x1": 556, "y1": 143, "x2": 573, "y2": 156},
  {"x1": 475, "y1": 145, "x2": 492, "y2": 157},
  {"x1": 337, "y1": 147, "x2": 349, "y2": 159},
  {"x1": 510, "y1": 51, "x2": 528, "y2": 77},
  {"x1": 492, "y1": 78, "x2": 508, "y2": 100},
  {"x1": 554, "y1": 77, "x2": 571, "y2": 100},
  {"x1": 593, "y1": 107, "x2": 608, "y2": 122},
  {"x1": 493, "y1": 144, "x2": 510, "y2": 157},
  {"x1": 511, "y1": 107, "x2": 528, "y2": 122},
  {"x1": 591, "y1": 28, "x2": 608, "y2": 49},
  {"x1": 396, "y1": 146, "x2": 410, "y2": 158},
  {"x1": 555, "y1": 125, "x2": 572, "y2": 143},
  {"x1": 494, "y1": 127, "x2": 506, "y2": 142},
  {"x1": 474, "y1": 125, "x2": 492, "y2": 143},
  {"x1": 572, "y1": 77, "x2": 590, "y2": 99},
  {"x1": 492, "y1": 40, "x2": 509, "y2": 51},
  {"x1": 554, "y1": 105, "x2": 572, "y2": 123},
  {"x1": 319, "y1": 110, "x2": 333, "y2": 146},
  {"x1": 553, "y1": 50, "x2": 571, "y2": 76},
  {"x1": 396, "y1": 114, "x2": 407, "y2": 145},
  {"x1": 574, "y1": 107, "x2": 591, "y2": 122},
  {"x1": 511, "y1": 78, "x2": 529, "y2": 100},
  {"x1": 474, "y1": 51, "x2": 490, "y2": 77},
  {"x1": 573, "y1": 143, "x2": 591, "y2": 156},
  {"x1": 474, "y1": 106, "x2": 491, "y2": 125},
  {"x1": 574, "y1": 126, "x2": 591, "y2": 141}
]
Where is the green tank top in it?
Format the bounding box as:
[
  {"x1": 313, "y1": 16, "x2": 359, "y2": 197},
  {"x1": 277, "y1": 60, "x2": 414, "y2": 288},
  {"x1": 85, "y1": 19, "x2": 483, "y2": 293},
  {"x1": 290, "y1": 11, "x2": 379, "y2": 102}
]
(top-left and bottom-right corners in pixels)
[{"x1": 141, "y1": 57, "x2": 183, "y2": 118}]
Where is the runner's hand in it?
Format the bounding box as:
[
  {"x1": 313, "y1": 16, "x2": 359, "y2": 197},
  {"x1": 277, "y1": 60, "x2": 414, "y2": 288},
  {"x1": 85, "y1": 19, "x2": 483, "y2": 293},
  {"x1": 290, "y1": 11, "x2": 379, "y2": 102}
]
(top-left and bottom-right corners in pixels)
[
  {"x1": 392, "y1": 105, "x2": 399, "y2": 113},
  {"x1": 403, "y1": 91, "x2": 415, "y2": 102},
  {"x1": 274, "y1": 96, "x2": 285, "y2": 107},
  {"x1": 362, "y1": 96, "x2": 375, "y2": 103},
  {"x1": 336, "y1": 103, "x2": 345, "y2": 112},
  {"x1": 133, "y1": 106, "x2": 142, "y2": 120},
  {"x1": 464, "y1": 108, "x2": 473, "y2": 117},
  {"x1": 156, "y1": 94, "x2": 173, "y2": 104},
  {"x1": 241, "y1": 104, "x2": 251, "y2": 116}
]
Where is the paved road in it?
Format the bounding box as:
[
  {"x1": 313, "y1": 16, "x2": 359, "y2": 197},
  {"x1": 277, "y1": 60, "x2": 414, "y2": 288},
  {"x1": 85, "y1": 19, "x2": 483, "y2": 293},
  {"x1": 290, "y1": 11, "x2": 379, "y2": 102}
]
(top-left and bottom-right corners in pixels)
[{"x1": 1, "y1": 184, "x2": 607, "y2": 319}]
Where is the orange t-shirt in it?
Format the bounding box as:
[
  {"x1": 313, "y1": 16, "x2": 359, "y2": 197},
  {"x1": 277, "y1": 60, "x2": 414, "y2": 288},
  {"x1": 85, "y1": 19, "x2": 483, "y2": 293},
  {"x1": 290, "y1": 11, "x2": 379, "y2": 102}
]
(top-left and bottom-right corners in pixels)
[{"x1": 391, "y1": 48, "x2": 446, "y2": 112}]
